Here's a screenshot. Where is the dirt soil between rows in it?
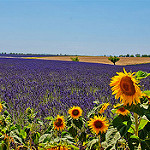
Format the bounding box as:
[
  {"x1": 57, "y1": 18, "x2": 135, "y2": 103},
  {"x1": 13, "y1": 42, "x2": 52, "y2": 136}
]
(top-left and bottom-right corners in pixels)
[{"x1": 25, "y1": 56, "x2": 150, "y2": 65}]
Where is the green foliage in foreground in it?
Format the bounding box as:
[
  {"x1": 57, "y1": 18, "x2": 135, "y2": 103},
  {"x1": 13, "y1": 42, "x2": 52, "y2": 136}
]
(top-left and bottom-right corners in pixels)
[
  {"x1": 0, "y1": 70, "x2": 150, "y2": 150},
  {"x1": 108, "y1": 56, "x2": 120, "y2": 65}
]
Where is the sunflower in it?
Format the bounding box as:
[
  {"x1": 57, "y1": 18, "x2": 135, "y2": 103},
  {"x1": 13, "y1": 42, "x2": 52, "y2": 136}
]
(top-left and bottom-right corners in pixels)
[
  {"x1": 114, "y1": 104, "x2": 130, "y2": 116},
  {"x1": 47, "y1": 146, "x2": 69, "y2": 150},
  {"x1": 88, "y1": 116, "x2": 109, "y2": 135},
  {"x1": 68, "y1": 106, "x2": 82, "y2": 119},
  {"x1": 99, "y1": 103, "x2": 109, "y2": 114},
  {"x1": 53, "y1": 115, "x2": 65, "y2": 131},
  {"x1": 110, "y1": 68, "x2": 142, "y2": 106},
  {"x1": 0, "y1": 103, "x2": 3, "y2": 112}
]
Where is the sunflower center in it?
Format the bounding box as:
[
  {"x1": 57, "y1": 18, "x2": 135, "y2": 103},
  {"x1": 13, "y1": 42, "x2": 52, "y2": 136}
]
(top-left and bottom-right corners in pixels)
[
  {"x1": 119, "y1": 107, "x2": 126, "y2": 112},
  {"x1": 72, "y1": 109, "x2": 79, "y2": 116},
  {"x1": 120, "y1": 76, "x2": 135, "y2": 96},
  {"x1": 55, "y1": 118, "x2": 63, "y2": 127},
  {"x1": 94, "y1": 120, "x2": 103, "y2": 129}
]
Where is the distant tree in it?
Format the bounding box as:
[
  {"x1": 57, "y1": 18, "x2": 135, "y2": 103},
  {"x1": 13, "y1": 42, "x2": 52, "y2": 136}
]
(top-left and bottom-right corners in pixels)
[
  {"x1": 108, "y1": 56, "x2": 120, "y2": 65},
  {"x1": 142, "y1": 54, "x2": 148, "y2": 57},
  {"x1": 119, "y1": 55, "x2": 126, "y2": 57},
  {"x1": 126, "y1": 54, "x2": 130, "y2": 57},
  {"x1": 71, "y1": 56, "x2": 79, "y2": 62},
  {"x1": 130, "y1": 54, "x2": 134, "y2": 57},
  {"x1": 135, "y1": 54, "x2": 140, "y2": 57}
]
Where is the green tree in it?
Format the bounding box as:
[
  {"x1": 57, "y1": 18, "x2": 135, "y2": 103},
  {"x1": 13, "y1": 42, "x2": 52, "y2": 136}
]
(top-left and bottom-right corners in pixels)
[
  {"x1": 71, "y1": 56, "x2": 79, "y2": 62},
  {"x1": 135, "y1": 54, "x2": 140, "y2": 57},
  {"x1": 108, "y1": 56, "x2": 120, "y2": 65}
]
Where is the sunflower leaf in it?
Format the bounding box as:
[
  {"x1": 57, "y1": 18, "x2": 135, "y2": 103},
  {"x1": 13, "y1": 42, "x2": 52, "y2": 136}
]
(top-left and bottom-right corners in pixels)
[
  {"x1": 135, "y1": 71, "x2": 150, "y2": 80},
  {"x1": 68, "y1": 144, "x2": 79, "y2": 150},
  {"x1": 143, "y1": 90, "x2": 150, "y2": 96},
  {"x1": 125, "y1": 104, "x2": 145, "y2": 116},
  {"x1": 86, "y1": 138, "x2": 98, "y2": 150},
  {"x1": 73, "y1": 119, "x2": 83, "y2": 129},
  {"x1": 138, "y1": 118, "x2": 149, "y2": 131},
  {"x1": 68, "y1": 126, "x2": 77, "y2": 138}
]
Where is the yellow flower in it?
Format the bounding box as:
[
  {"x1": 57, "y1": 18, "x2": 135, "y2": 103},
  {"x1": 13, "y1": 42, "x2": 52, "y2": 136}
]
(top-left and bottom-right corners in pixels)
[
  {"x1": 47, "y1": 146, "x2": 69, "y2": 150},
  {"x1": 114, "y1": 104, "x2": 130, "y2": 116},
  {"x1": 88, "y1": 116, "x2": 109, "y2": 135},
  {"x1": 110, "y1": 68, "x2": 142, "y2": 106},
  {"x1": 0, "y1": 103, "x2": 3, "y2": 112},
  {"x1": 68, "y1": 106, "x2": 82, "y2": 119},
  {"x1": 99, "y1": 103, "x2": 109, "y2": 114},
  {"x1": 53, "y1": 115, "x2": 65, "y2": 131}
]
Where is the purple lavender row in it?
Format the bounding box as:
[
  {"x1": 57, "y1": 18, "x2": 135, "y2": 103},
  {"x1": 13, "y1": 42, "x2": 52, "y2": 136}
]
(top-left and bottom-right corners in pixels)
[{"x1": 0, "y1": 58, "x2": 149, "y2": 123}]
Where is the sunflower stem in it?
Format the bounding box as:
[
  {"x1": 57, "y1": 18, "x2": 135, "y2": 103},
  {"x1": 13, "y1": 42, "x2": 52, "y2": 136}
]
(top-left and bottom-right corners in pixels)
[
  {"x1": 7, "y1": 137, "x2": 10, "y2": 150},
  {"x1": 98, "y1": 134, "x2": 101, "y2": 150},
  {"x1": 134, "y1": 113, "x2": 139, "y2": 136}
]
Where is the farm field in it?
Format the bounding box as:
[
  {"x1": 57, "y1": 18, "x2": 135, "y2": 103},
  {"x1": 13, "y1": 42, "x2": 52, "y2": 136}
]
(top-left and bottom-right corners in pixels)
[
  {"x1": 0, "y1": 58, "x2": 150, "y2": 119},
  {"x1": 24, "y1": 56, "x2": 150, "y2": 65},
  {"x1": 0, "y1": 58, "x2": 150, "y2": 149}
]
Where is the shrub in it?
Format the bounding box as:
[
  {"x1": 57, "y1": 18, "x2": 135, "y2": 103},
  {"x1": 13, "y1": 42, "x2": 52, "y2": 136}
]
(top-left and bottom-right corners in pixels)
[{"x1": 70, "y1": 56, "x2": 79, "y2": 62}]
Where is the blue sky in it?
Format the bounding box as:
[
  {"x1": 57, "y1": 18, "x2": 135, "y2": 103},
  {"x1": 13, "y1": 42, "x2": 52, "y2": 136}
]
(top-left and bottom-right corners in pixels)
[{"x1": 0, "y1": 0, "x2": 150, "y2": 56}]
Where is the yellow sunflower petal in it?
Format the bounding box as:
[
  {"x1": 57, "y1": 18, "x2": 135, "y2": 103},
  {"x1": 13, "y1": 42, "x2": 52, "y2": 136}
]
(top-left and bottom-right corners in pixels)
[
  {"x1": 88, "y1": 116, "x2": 109, "y2": 135},
  {"x1": 68, "y1": 106, "x2": 83, "y2": 119},
  {"x1": 110, "y1": 68, "x2": 142, "y2": 106}
]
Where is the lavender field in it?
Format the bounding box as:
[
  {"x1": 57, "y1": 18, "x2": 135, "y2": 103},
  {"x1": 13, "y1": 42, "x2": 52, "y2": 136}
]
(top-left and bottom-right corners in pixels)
[{"x1": 0, "y1": 58, "x2": 150, "y2": 123}]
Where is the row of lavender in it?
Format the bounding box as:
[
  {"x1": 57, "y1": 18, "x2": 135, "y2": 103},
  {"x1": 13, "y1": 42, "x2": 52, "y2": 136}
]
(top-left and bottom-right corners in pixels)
[{"x1": 0, "y1": 58, "x2": 150, "y2": 123}]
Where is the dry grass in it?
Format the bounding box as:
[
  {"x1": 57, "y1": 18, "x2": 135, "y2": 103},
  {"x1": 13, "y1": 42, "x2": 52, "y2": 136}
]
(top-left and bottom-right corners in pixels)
[{"x1": 24, "y1": 56, "x2": 150, "y2": 65}]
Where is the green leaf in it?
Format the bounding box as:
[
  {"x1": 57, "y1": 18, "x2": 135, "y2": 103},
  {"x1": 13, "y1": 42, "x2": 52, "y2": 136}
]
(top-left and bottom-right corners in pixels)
[
  {"x1": 3, "y1": 110, "x2": 9, "y2": 117},
  {"x1": 113, "y1": 115, "x2": 132, "y2": 137},
  {"x1": 44, "y1": 116, "x2": 53, "y2": 120},
  {"x1": 101, "y1": 126, "x2": 120, "y2": 149},
  {"x1": 139, "y1": 129, "x2": 148, "y2": 140},
  {"x1": 145, "y1": 114, "x2": 150, "y2": 121},
  {"x1": 111, "y1": 109, "x2": 116, "y2": 114},
  {"x1": 143, "y1": 90, "x2": 150, "y2": 96},
  {"x1": 68, "y1": 126, "x2": 77, "y2": 138},
  {"x1": 127, "y1": 125, "x2": 135, "y2": 134},
  {"x1": 44, "y1": 121, "x2": 53, "y2": 134},
  {"x1": 39, "y1": 134, "x2": 52, "y2": 143},
  {"x1": 10, "y1": 126, "x2": 16, "y2": 131},
  {"x1": 10, "y1": 131, "x2": 23, "y2": 143},
  {"x1": 36, "y1": 119, "x2": 43, "y2": 126},
  {"x1": 128, "y1": 136, "x2": 140, "y2": 150},
  {"x1": 68, "y1": 144, "x2": 79, "y2": 150},
  {"x1": 138, "y1": 118, "x2": 149, "y2": 131},
  {"x1": 32, "y1": 132, "x2": 41, "y2": 145},
  {"x1": 135, "y1": 71, "x2": 150, "y2": 80},
  {"x1": 73, "y1": 119, "x2": 83, "y2": 129},
  {"x1": 141, "y1": 139, "x2": 150, "y2": 150},
  {"x1": 124, "y1": 104, "x2": 145, "y2": 116},
  {"x1": 86, "y1": 138, "x2": 98, "y2": 150},
  {"x1": 19, "y1": 129, "x2": 27, "y2": 139},
  {"x1": 130, "y1": 135, "x2": 140, "y2": 140},
  {"x1": 93, "y1": 101, "x2": 100, "y2": 105},
  {"x1": 79, "y1": 132, "x2": 86, "y2": 143},
  {"x1": 112, "y1": 116, "x2": 123, "y2": 127},
  {"x1": 61, "y1": 131, "x2": 68, "y2": 137}
]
